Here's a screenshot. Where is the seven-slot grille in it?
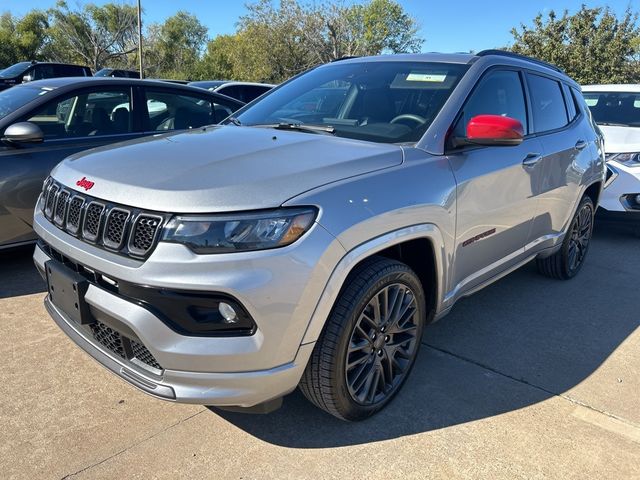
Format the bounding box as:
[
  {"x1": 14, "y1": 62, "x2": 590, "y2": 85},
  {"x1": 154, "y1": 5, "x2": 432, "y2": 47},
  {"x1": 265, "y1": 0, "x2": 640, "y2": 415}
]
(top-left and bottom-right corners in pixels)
[{"x1": 41, "y1": 179, "x2": 166, "y2": 259}]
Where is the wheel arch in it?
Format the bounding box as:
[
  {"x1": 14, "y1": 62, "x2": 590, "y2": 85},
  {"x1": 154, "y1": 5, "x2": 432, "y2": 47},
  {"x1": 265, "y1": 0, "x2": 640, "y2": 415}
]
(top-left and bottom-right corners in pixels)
[{"x1": 300, "y1": 224, "x2": 446, "y2": 345}]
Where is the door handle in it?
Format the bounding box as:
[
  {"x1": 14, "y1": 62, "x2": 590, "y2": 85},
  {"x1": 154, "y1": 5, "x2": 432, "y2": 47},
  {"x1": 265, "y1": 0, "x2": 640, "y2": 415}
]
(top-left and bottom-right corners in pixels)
[
  {"x1": 522, "y1": 153, "x2": 542, "y2": 167},
  {"x1": 575, "y1": 140, "x2": 587, "y2": 150}
]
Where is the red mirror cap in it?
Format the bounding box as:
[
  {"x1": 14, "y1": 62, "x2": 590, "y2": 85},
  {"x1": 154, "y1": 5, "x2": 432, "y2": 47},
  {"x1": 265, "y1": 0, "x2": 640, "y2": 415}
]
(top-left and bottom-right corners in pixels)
[{"x1": 467, "y1": 115, "x2": 524, "y2": 141}]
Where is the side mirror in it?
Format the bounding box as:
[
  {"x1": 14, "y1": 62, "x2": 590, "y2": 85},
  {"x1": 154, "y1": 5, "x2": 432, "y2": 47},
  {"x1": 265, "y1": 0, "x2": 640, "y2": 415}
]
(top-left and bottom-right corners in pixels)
[
  {"x1": 22, "y1": 73, "x2": 34, "y2": 83},
  {"x1": 464, "y1": 114, "x2": 524, "y2": 146},
  {"x1": 2, "y1": 122, "x2": 44, "y2": 144}
]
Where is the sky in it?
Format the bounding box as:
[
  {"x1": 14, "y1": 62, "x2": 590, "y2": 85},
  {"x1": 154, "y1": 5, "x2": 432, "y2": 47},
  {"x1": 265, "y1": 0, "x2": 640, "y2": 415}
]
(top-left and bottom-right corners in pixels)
[{"x1": 1, "y1": 0, "x2": 636, "y2": 52}]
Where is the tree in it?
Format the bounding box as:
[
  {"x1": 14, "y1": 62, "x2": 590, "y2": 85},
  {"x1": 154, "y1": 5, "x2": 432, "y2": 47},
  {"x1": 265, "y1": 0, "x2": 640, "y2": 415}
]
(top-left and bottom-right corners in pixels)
[
  {"x1": 46, "y1": 1, "x2": 138, "y2": 71},
  {"x1": 201, "y1": 0, "x2": 424, "y2": 84},
  {"x1": 144, "y1": 11, "x2": 208, "y2": 79},
  {"x1": 0, "y1": 11, "x2": 49, "y2": 68},
  {"x1": 509, "y1": 6, "x2": 640, "y2": 84}
]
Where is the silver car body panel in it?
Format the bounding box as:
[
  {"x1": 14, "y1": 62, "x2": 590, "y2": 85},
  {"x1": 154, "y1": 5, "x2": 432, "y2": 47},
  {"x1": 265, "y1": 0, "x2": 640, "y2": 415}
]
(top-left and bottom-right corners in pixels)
[
  {"x1": 50, "y1": 126, "x2": 403, "y2": 213},
  {"x1": 34, "y1": 52, "x2": 605, "y2": 407}
]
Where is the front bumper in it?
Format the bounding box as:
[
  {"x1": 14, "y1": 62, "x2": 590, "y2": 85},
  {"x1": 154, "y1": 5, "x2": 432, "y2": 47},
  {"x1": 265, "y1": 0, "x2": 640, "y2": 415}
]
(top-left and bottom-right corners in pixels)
[
  {"x1": 35, "y1": 244, "x2": 316, "y2": 406},
  {"x1": 33, "y1": 205, "x2": 346, "y2": 406}
]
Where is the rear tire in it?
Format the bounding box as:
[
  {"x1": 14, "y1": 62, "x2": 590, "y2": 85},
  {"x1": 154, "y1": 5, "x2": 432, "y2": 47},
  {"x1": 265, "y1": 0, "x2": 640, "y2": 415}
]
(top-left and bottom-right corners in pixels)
[
  {"x1": 537, "y1": 195, "x2": 594, "y2": 280},
  {"x1": 299, "y1": 256, "x2": 426, "y2": 421}
]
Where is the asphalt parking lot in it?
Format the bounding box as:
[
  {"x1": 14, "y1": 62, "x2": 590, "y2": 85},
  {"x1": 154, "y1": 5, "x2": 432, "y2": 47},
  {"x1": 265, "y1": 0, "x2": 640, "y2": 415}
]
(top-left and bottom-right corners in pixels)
[{"x1": 1, "y1": 227, "x2": 639, "y2": 480}]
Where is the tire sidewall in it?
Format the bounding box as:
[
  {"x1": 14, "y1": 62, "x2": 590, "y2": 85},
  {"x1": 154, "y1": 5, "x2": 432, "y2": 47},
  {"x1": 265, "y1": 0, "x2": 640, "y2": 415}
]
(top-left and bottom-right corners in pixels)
[
  {"x1": 562, "y1": 196, "x2": 594, "y2": 278},
  {"x1": 330, "y1": 266, "x2": 426, "y2": 420}
]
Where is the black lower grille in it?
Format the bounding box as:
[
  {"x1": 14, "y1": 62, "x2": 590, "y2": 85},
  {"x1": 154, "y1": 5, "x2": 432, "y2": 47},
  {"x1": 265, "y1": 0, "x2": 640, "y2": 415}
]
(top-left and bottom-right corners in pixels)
[
  {"x1": 131, "y1": 340, "x2": 162, "y2": 370},
  {"x1": 87, "y1": 320, "x2": 163, "y2": 372},
  {"x1": 90, "y1": 321, "x2": 126, "y2": 359}
]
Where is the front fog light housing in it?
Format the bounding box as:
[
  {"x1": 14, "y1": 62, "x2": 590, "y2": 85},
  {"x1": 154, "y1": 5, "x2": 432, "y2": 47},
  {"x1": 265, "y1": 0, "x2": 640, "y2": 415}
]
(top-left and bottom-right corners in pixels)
[
  {"x1": 218, "y1": 302, "x2": 238, "y2": 323},
  {"x1": 161, "y1": 207, "x2": 317, "y2": 254}
]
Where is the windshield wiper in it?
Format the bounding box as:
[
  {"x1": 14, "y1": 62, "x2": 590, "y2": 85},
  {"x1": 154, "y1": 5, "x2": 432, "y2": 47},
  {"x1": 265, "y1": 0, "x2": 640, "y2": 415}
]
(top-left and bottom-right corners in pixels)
[
  {"x1": 227, "y1": 116, "x2": 242, "y2": 126},
  {"x1": 251, "y1": 122, "x2": 336, "y2": 135}
]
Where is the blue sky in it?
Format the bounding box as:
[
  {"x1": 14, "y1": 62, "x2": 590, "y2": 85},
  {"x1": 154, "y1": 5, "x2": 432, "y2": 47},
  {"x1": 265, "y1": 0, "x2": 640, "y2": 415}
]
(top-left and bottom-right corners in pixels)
[{"x1": 3, "y1": 0, "x2": 636, "y2": 52}]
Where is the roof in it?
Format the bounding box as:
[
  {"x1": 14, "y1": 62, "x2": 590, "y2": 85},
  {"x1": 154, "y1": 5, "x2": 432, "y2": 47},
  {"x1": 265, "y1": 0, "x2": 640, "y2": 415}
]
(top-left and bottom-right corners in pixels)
[
  {"x1": 582, "y1": 84, "x2": 640, "y2": 93},
  {"x1": 336, "y1": 52, "x2": 476, "y2": 65},
  {"x1": 20, "y1": 76, "x2": 200, "y2": 90}
]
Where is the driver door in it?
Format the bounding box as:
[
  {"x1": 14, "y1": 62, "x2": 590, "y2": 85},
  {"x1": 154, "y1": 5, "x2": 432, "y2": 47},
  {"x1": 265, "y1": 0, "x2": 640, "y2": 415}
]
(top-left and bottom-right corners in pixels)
[{"x1": 446, "y1": 69, "x2": 544, "y2": 296}]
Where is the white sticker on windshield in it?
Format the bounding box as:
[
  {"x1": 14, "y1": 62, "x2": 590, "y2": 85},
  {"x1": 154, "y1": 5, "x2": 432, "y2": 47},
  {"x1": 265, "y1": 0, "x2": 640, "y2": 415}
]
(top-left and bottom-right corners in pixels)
[{"x1": 406, "y1": 73, "x2": 447, "y2": 82}]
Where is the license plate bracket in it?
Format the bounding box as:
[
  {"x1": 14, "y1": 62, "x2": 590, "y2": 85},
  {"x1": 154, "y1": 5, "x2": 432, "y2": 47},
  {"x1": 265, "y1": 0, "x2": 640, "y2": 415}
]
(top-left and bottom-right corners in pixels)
[{"x1": 45, "y1": 260, "x2": 93, "y2": 325}]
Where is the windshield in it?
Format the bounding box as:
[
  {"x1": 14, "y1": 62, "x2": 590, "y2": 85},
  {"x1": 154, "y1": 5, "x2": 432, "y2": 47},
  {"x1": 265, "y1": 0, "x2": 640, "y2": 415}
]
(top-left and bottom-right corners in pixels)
[
  {"x1": 0, "y1": 62, "x2": 31, "y2": 79},
  {"x1": 583, "y1": 91, "x2": 640, "y2": 127},
  {"x1": 0, "y1": 85, "x2": 52, "y2": 120},
  {"x1": 233, "y1": 61, "x2": 469, "y2": 144},
  {"x1": 94, "y1": 69, "x2": 112, "y2": 77}
]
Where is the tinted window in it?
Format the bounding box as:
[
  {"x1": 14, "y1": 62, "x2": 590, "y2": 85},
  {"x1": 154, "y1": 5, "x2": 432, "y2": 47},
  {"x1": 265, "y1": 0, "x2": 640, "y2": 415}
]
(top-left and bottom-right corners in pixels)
[
  {"x1": 54, "y1": 65, "x2": 84, "y2": 77},
  {"x1": 217, "y1": 84, "x2": 243, "y2": 101},
  {"x1": 235, "y1": 62, "x2": 469, "y2": 144},
  {"x1": 143, "y1": 90, "x2": 218, "y2": 131},
  {"x1": 582, "y1": 91, "x2": 640, "y2": 127},
  {"x1": 33, "y1": 64, "x2": 55, "y2": 80},
  {"x1": 0, "y1": 85, "x2": 54, "y2": 121},
  {"x1": 244, "y1": 85, "x2": 272, "y2": 102},
  {"x1": 454, "y1": 70, "x2": 528, "y2": 138},
  {"x1": 26, "y1": 89, "x2": 133, "y2": 138},
  {"x1": 0, "y1": 62, "x2": 31, "y2": 79},
  {"x1": 527, "y1": 74, "x2": 568, "y2": 133}
]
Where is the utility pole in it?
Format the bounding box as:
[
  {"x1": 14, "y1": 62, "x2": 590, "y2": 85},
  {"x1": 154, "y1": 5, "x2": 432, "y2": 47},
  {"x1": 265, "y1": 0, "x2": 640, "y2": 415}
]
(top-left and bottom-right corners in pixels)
[{"x1": 137, "y1": 0, "x2": 143, "y2": 78}]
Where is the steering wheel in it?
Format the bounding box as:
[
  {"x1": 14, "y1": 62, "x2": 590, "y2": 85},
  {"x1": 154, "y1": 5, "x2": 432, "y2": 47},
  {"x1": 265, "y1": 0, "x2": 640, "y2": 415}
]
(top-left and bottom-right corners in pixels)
[{"x1": 390, "y1": 114, "x2": 427, "y2": 127}]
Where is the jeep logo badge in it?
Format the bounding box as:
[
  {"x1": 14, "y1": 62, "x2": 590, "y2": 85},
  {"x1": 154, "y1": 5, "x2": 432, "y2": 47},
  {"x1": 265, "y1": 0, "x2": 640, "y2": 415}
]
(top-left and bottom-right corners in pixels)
[{"x1": 76, "y1": 177, "x2": 95, "y2": 191}]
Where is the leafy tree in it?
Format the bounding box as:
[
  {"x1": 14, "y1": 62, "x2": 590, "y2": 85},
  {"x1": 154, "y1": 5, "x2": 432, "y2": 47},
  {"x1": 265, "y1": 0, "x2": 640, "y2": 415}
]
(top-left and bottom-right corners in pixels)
[
  {"x1": 200, "y1": 0, "x2": 424, "y2": 83},
  {"x1": 510, "y1": 6, "x2": 640, "y2": 84},
  {"x1": 0, "y1": 11, "x2": 49, "y2": 68},
  {"x1": 46, "y1": 1, "x2": 138, "y2": 70},
  {"x1": 144, "y1": 11, "x2": 208, "y2": 79}
]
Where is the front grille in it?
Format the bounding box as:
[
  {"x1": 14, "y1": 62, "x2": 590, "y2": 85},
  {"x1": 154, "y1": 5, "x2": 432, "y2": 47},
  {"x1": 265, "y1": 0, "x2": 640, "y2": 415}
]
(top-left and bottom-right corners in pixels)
[
  {"x1": 90, "y1": 321, "x2": 126, "y2": 359},
  {"x1": 40, "y1": 178, "x2": 167, "y2": 259},
  {"x1": 130, "y1": 215, "x2": 162, "y2": 256},
  {"x1": 53, "y1": 190, "x2": 70, "y2": 226},
  {"x1": 66, "y1": 197, "x2": 84, "y2": 234},
  {"x1": 44, "y1": 184, "x2": 59, "y2": 218},
  {"x1": 83, "y1": 202, "x2": 105, "y2": 241},
  {"x1": 88, "y1": 320, "x2": 163, "y2": 373},
  {"x1": 131, "y1": 339, "x2": 162, "y2": 370},
  {"x1": 103, "y1": 208, "x2": 130, "y2": 249}
]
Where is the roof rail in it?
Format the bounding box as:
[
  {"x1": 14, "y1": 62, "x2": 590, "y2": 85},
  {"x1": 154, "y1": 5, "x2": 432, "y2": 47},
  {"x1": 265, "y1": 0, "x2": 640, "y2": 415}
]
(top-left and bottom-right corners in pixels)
[{"x1": 476, "y1": 49, "x2": 563, "y2": 73}]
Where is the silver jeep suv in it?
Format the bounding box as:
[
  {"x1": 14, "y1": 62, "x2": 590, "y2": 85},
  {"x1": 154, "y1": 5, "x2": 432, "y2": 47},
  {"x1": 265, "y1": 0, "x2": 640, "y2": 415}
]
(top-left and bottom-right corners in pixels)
[{"x1": 34, "y1": 51, "x2": 605, "y2": 420}]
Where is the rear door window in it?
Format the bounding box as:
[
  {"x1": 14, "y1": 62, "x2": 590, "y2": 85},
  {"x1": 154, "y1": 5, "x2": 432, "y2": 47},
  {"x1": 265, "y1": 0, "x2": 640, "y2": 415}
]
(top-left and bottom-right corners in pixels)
[
  {"x1": 526, "y1": 74, "x2": 569, "y2": 133},
  {"x1": 143, "y1": 89, "x2": 216, "y2": 131}
]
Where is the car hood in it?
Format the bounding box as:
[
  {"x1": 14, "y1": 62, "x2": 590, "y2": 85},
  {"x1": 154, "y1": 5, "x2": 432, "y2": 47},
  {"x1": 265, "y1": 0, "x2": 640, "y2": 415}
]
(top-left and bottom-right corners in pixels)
[
  {"x1": 599, "y1": 125, "x2": 640, "y2": 154},
  {"x1": 51, "y1": 125, "x2": 403, "y2": 213}
]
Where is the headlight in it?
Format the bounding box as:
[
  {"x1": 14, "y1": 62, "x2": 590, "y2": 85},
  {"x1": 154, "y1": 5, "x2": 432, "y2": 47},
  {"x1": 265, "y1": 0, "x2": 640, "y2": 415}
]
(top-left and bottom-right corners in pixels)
[
  {"x1": 606, "y1": 153, "x2": 640, "y2": 166},
  {"x1": 161, "y1": 207, "x2": 317, "y2": 254}
]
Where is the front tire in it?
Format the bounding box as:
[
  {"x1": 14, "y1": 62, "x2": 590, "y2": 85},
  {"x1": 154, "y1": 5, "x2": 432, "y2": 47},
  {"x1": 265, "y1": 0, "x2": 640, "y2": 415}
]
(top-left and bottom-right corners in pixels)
[
  {"x1": 299, "y1": 256, "x2": 426, "y2": 421},
  {"x1": 537, "y1": 195, "x2": 594, "y2": 279}
]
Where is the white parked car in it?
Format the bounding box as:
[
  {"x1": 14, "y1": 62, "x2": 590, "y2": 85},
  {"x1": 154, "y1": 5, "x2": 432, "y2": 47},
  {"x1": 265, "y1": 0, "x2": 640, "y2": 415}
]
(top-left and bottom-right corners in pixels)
[{"x1": 582, "y1": 84, "x2": 640, "y2": 234}]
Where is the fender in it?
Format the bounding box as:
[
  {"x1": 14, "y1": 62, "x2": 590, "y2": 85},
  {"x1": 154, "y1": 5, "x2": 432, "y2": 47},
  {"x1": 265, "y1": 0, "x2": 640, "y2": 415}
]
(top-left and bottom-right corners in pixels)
[{"x1": 300, "y1": 223, "x2": 448, "y2": 345}]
